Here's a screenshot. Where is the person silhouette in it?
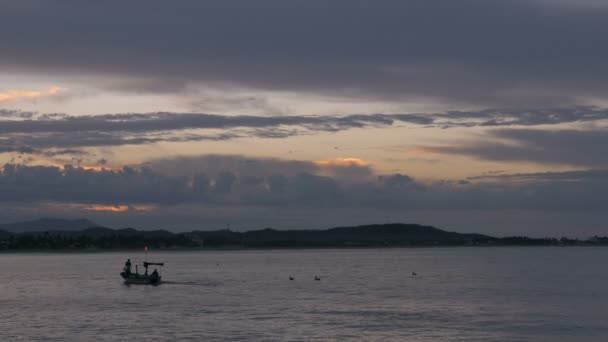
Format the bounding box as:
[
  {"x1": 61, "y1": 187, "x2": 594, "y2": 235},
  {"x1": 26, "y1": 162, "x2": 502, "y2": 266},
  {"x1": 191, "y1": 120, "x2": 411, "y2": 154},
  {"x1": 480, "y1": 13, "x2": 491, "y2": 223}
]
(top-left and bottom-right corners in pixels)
[
  {"x1": 150, "y1": 268, "x2": 159, "y2": 282},
  {"x1": 124, "y1": 259, "x2": 132, "y2": 275}
]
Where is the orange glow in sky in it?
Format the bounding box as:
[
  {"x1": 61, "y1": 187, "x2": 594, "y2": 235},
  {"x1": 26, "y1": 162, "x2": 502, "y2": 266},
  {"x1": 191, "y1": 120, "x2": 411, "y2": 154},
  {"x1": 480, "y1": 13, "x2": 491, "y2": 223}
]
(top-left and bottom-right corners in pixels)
[
  {"x1": 81, "y1": 204, "x2": 157, "y2": 213},
  {"x1": 0, "y1": 86, "x2": 65, "y2": 103},
  {"x1": 314, "y1": 157, "x2": 370, "y2": 168},
  {"x1": 85, "y1": 205, "x2": 130, "y2": 212}
]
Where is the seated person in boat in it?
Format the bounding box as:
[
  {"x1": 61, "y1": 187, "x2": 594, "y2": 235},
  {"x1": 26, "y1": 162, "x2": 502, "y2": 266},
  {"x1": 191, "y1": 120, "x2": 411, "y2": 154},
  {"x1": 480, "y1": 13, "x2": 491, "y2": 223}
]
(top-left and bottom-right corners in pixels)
[{"x1": 150, "y1": 268, "x2": 159, "y2": 279}]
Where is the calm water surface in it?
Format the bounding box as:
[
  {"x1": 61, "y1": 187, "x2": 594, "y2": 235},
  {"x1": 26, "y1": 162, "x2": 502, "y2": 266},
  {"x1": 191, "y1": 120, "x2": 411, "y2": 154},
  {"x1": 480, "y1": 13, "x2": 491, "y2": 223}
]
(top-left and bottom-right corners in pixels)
[{"x1": 1, "y1": 247, "x2": 607, "y2": 341}]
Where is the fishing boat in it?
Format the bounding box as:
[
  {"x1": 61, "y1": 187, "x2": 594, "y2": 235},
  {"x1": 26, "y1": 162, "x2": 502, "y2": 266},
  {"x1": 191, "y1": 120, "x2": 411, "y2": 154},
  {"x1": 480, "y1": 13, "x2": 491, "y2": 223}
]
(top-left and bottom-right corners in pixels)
[
  {"x1": 120, "y1": 261, "x2": 164, "y2": 285},
  {"x1": 120, "y1": 246, "x2": 165, "y2": 285}
]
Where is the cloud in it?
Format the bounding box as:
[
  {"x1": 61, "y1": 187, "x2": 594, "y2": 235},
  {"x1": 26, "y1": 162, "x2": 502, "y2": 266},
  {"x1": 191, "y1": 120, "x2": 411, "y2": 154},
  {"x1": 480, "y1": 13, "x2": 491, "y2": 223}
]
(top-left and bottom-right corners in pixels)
[
  {"x1": 314, "y1": 158, "x2": 374, "y2": 181},
  {"x1": 1, "y1": 154, "x2": 608, "y2": 235},
  {"x1": 1, "y1": 1, "x2": 608, "y2": 106},
  {"x1": 187, "y1": 91, "x2": 286, "y2": 116},
  {"x1": 143, "y1": 155, "x2": 319, "y2": 178},
  {"x1": 460, "y1": 169, "x2": 608, "y2": 212},
  {"x1": 1, "y1": 155, "x2": 606, "y2": 213},
  {"x1": 416, "y1": 128, "x2": 608, "y2": 167},
  {"x1": 56, "y1": 203, "x2": 158, "y2": 213},
  {"x1": 1, "y1": 106, "x2": 607, "y2": 154},
  {"x1": 315, "y1": 157, "x2": 370, "y2": 168},
  {"x1": 84, "y1": 205, "x2": 130, "y2": 212},
  {"x1": 469, "y1": 168, "x2": 608, "y2": 183},
  {"x1": 0, "y1": 109, "x2": 36, "y2": 119},
  {"x1": 533, "y1": 0, "x2": 608, "y2": 9},
  {"x1": 378, "y1": 174, "x2": 415, "y2": 189},
  {"x1": 0, "y1": 86, "x2": 66, "y2": 103}
]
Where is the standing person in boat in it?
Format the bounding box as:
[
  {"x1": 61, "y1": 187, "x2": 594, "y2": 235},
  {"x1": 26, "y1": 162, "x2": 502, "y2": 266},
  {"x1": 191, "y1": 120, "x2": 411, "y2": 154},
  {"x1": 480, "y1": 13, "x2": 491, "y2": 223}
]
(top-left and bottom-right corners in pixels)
[{"x1": 124, "y1": 259, "x2": 132, "y2": 275}]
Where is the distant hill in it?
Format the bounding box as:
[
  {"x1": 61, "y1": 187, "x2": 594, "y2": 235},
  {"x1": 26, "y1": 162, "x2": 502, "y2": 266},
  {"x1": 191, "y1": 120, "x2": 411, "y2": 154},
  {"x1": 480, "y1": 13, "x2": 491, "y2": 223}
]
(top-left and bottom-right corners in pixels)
[
  {"x1": 190, "y1": 223, "x2": 495, "y2": 248},
  {"x1": 0, "y1": 218, "x2": 100, "y2": 233}
]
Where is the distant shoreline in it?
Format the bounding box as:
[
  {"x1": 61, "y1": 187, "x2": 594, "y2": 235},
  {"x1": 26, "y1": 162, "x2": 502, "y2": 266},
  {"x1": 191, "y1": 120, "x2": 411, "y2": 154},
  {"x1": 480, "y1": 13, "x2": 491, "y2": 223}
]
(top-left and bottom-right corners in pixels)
[
  {"x1": 2, "y1": 223, "x2": 606, "y2": 252},
  {"x1": 1, "y1": 244, "x2": 605, "y2": 254}
]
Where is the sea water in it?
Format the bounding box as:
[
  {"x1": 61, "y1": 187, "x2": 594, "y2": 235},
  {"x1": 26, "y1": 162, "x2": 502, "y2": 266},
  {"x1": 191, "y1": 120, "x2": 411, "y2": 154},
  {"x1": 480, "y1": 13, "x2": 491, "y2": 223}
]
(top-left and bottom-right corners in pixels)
[{"x1": 1, "y1": 247, "x2": 607, "y2": 341}]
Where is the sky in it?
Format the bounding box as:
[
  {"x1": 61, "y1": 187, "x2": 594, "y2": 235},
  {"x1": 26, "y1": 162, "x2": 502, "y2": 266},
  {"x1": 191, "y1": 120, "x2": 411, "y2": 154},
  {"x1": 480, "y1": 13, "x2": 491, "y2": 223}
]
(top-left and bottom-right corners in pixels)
[{"x1": 1, "y1": 0, "x2": 607, "y2": 237}]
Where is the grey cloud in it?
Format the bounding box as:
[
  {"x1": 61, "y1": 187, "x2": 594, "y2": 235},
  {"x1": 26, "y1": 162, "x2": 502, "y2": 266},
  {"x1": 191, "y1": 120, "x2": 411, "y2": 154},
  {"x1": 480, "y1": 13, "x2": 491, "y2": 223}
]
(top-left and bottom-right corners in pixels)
[
  {"x1": 267, "y1": 174, "x2": 288, "y2": 194},
  {"x1": 1, "y1": 106, "x2": 608, "y2": 153},
  {"x1": 188, "y1": 93, "x2": 286, "y2": 116},
  {"x1": 533, "y1": 0, "x2": 608, "y2": 9},
  {"x1": 469, "y1": 169, "x2": 608, "y2": 183},
  {"x1": 3, "y1": 154, "x2": 607, "y2": 236},
  {"x1": 143, "y1": 155, "x2": 319, "y2": 178},
  {"x1": 1, "y1": 155, "x2": 607, "y2": 213},
  {"x1": 213, "y1": 171, "x2": 237, "y2": 195},
  {"x1": 423, "y1": 128, "x2": 608, "y2": 167},
  {"x1": 0, "y1": 157, "x2": 352, "y2": 206},
  {"x1": 0, "y1": 110, "x2": 36, "y2": 119},
  {"x1": 0, "y1": 128, "x2": 244, "y2": 154},
  {"x1": 0, "y1": 111, "x2": 401, "y2": 135},
  {"x1": 461, "y1": 169, "x2": 608, "y2": 212},
  {"x1": 379, "y1": 174, "x2": 415, "y2": 189},
  {"x1": 0, "y1": 163, "x2": 189, "y2": 205},
  {"x1": 1, "y1": 1, "x2": 607, "y2": 105},
  {"x1": 289, "y1": 173, "x2": 343, "y2": 205},
  {"x1": 41, "y1": 149, "x2": 90, "y2": 157},
  {"x1": 424, "y1": 107, "x2": 608, "y2": 128}
]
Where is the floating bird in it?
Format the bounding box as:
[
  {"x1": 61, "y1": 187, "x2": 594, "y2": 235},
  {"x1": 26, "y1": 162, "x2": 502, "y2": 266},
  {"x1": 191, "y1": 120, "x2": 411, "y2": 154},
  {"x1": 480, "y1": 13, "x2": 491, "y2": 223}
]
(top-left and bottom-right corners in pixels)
[
  {"x1": 289, "y1": 276, "x2": 294, "y2": 280},
  {"x1": 314, "y1": 276, "x2": 321, "y2": 281},
  {"x1": 412, "y1": 272, "x2": 417, "y2": 276}
]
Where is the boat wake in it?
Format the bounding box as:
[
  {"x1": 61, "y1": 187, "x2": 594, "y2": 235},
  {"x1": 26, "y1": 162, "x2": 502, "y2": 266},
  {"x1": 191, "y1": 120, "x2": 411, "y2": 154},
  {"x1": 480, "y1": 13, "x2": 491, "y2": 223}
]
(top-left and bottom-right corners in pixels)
[{"x1": 161, "y1": 280, "x2": 221, "y2": 287}]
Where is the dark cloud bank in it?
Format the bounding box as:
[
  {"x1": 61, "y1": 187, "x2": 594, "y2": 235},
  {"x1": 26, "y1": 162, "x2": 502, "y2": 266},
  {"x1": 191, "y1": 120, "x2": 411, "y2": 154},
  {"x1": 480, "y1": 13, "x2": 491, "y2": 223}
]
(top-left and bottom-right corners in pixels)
[
  {"x1": 1, "y1": 155, "x2": 607, "y2": 236},
  {"x1": 1, "y1": 0, "x2": 608, "y2": 105}
]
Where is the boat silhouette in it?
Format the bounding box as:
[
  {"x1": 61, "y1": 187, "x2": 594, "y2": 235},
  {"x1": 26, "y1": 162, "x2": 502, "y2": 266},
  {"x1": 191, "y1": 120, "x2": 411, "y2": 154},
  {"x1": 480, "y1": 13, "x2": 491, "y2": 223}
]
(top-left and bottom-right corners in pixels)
[{"x1": 121, "y1": 260, "x2": 164, "y2": 285}]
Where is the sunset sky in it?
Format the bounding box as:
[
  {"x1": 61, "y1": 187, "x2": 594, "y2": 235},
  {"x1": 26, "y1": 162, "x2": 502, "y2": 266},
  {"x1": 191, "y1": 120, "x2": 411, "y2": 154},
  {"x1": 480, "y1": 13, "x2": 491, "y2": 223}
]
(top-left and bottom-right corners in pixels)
[{"x1": 1, "y1": 0, "x2": 607, "y2": 236}]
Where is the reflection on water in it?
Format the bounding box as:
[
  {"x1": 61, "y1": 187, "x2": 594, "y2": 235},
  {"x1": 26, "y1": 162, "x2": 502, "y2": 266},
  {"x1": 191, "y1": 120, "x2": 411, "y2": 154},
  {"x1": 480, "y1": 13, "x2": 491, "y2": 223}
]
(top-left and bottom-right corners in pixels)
[{"x1": 1, "y1": 247, "x2": 607, "y2": 341}]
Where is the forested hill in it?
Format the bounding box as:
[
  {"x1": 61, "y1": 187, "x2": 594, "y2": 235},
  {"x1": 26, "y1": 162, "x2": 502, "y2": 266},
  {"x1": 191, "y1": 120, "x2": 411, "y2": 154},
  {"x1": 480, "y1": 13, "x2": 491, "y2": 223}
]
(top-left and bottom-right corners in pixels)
[
  {"x1": 204, "y1": 224, "x2": 493, "y2": 247},
  {"x1": 0, "y1": 223, "x2": 605, "y2": 250}
]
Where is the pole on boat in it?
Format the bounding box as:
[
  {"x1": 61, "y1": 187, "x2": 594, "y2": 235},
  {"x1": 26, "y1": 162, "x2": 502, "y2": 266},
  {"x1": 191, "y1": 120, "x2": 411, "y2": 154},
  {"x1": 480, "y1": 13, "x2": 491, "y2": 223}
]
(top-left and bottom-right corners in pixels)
[{"x1": 145, "y1": 245, "x2": 148, "y2": 262}]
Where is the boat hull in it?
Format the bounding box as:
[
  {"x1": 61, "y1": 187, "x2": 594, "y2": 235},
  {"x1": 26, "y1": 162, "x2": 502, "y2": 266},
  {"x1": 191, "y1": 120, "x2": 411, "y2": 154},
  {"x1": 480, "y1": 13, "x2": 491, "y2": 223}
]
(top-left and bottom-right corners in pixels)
[{"x1": 120, "y1": 272, "x2": 161, "y2": 285}]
